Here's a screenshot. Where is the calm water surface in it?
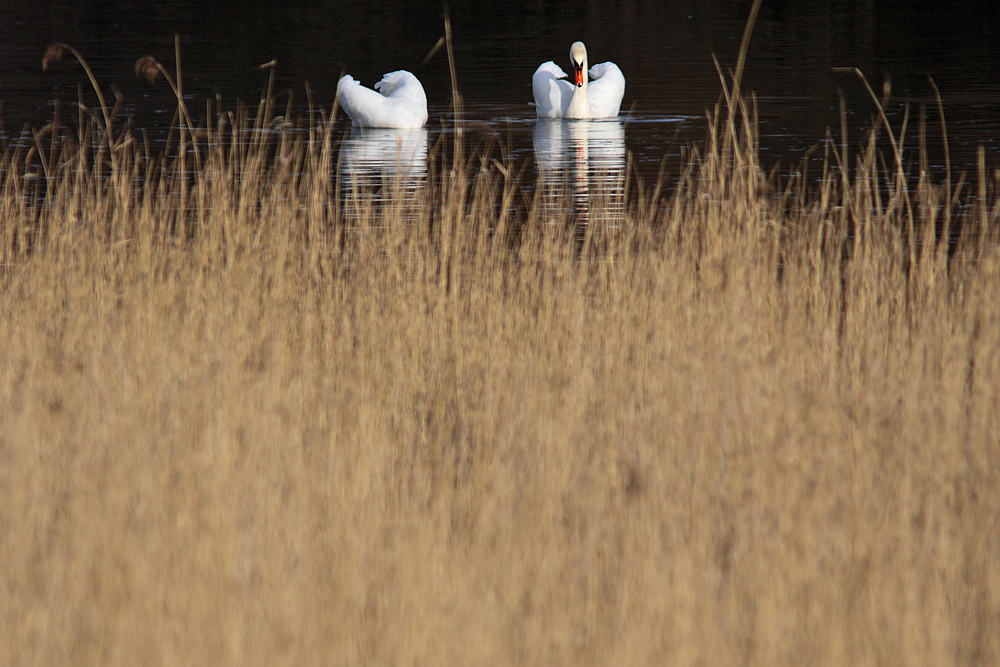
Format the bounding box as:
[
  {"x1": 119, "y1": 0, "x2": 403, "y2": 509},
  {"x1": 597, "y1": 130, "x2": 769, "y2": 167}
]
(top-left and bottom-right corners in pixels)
[{"x1": 2, "y1": 0, "x2": 999, "y2": 186}]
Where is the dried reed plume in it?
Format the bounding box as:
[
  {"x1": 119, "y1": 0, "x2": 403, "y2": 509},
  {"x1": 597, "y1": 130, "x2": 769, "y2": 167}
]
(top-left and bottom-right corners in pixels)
[
  {"x1": 42, "y1": 42, "x2": 115, "y2": 145},
  {"x1": 40, "y1": 43, "x2": 69, "y2": 72},
  {"x1": 134, "y1": 55, "x2": 164, "y2": 84}
]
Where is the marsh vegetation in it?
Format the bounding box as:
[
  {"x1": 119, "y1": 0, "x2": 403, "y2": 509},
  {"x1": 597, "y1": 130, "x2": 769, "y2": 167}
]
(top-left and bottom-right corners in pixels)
[{"x1": 1, "y1": 41, "x2": 999, "y2": 666}]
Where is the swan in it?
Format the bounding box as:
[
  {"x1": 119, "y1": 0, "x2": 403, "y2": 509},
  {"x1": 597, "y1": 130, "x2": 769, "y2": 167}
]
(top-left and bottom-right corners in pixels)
[
  {"x1": 532, "y1": 42, "x2": 625, "y2": 119},
  {"x1": 336, "y1": 70, "x2": 428, "y2": 129}
]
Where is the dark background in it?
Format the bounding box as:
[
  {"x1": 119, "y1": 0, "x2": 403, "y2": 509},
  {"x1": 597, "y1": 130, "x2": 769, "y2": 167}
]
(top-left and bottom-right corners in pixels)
[{"x1": 1, "y1": 0, "x2": 998, "y2": 170}]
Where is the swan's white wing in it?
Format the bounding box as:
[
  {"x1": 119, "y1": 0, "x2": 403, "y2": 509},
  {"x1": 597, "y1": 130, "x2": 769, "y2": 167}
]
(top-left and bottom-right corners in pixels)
[
  {"x1": 373, "y1": 71, "x2": 427, "y2": 104},
  {"x1": 337, "y1": 72, "x2": 428, "y2": 129},
  {"x1": 585, "y1": 62, "x2": 625, "y2": 118},
  {"x1": 532, "y1": 61, "x2": 574, "y2": 118}
]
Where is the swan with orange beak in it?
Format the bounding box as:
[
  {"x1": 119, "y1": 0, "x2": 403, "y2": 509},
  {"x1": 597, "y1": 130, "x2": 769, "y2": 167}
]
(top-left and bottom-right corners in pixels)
[{"x1": 532, "y1": 41, "x2": 625, "y2": 119}]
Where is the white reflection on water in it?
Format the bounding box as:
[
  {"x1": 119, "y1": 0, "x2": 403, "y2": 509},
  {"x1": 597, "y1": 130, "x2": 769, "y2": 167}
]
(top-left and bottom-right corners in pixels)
[
  {"x1": 532, "y1": 118, "x2": 626, "y2": 227},
  {"x1": 339, "y1": 126, "x2": 428, "y2": 198}
]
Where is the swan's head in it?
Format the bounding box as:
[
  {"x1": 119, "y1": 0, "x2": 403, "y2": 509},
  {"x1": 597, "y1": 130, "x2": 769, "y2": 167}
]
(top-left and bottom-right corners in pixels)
[{"x1": 569, "y1": 41, "x2": 588, "y2": 87}]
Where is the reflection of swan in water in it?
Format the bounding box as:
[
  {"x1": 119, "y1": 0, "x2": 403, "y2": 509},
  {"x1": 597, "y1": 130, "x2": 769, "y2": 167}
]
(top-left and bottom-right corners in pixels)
[
  {"x1": 533, "y1": 118, "x2": 626, "y2": 226},
  {"x1": 338, "y1": 126, "x2": 428, "y2": 196},
  {"x1": 533, "y1": 118, "x2": 625, "y2": 172}
]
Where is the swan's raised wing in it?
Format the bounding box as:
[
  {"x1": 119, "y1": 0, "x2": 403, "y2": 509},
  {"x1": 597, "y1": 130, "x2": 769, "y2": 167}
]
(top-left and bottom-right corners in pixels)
[
  {"x1": 585, "y1": 62, "x2": 625, "y2": 118},
  {"x1": 337, "y1": 72, "x2": 427, "y2": 129},
  {"x1": 532, "y1": 61, "x2": 574, "y2": 118},
  {"x1": 374, "y1": 71, "x2": 427, "y2": 105}
]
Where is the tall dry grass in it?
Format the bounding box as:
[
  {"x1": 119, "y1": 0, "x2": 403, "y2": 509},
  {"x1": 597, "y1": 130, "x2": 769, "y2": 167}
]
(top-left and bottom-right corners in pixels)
[{"x1": 1, "y1": 54, "x2": 999, "y2": 665}]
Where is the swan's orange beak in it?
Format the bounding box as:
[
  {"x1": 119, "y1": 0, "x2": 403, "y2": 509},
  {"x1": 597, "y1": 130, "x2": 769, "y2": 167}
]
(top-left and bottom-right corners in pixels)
[{"x1": 574, "y1": 64, "x2": 585, "y2": 87}]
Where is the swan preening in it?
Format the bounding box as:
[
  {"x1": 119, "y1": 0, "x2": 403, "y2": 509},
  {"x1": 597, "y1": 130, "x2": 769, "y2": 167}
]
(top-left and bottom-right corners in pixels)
[
  {"x1": 532, "y1": 42, "x2": 625, "y2": 119},
  {"x1": 336, "y1": 70, "x2": 428, "y2": 129}
]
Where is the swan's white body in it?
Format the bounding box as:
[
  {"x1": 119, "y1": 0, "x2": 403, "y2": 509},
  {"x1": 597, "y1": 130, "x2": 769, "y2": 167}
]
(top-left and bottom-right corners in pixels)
[
  {"x1": 336, "y1": 70, "x2": 428, "y2": 129},
  {"x1": 532, "y1": 42, "x2": 625, "y2": 119}
]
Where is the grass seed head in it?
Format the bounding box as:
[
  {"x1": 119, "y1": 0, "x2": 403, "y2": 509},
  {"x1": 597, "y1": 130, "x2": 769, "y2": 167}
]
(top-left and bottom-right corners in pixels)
[
  {"x1": 41, "y1": 43, "x2": 69, "y2": 72},
  {"x1": 135, "y1": 56, "x2": 163, "y2": 84}
]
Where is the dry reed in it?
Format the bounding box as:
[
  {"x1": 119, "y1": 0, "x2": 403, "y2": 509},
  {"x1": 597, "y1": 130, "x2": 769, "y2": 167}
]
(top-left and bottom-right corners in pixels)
[{"x1": 1, "y1": 50, "x2": 999, "y2": 666}]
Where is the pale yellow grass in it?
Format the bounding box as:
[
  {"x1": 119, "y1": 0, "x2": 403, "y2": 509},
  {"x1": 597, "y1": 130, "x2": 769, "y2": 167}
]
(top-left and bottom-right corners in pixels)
[{"x1": 1, "y1": 91, "x2": 998, "y2": 666}]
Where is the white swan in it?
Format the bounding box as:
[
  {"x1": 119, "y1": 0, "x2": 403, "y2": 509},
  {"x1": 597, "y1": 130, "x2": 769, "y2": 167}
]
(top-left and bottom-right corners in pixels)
[
  {"x1": 336, "y1": 70, "x2": 428, "y2": 129},
  {"x1": 532, "y1": 42, "x2": 625, "y2": 119}
]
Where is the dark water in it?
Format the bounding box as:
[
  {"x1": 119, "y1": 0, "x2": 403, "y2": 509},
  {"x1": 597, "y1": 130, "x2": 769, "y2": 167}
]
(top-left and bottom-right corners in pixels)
[{"x1": 2, "y1": 0, "x2": 999, "y2": 185}]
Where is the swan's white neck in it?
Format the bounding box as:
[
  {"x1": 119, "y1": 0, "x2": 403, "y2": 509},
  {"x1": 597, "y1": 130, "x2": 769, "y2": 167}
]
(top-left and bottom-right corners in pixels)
[
  {"x1": 565, "y1": 42, "x2": 592, "y2": 119},
  {"x1": 565, "y1": 85, "x2": 592, "y2": 119}
]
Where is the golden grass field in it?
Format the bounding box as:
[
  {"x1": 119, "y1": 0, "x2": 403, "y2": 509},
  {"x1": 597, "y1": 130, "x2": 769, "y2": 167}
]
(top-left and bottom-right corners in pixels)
[{"x1": 1, "y1": 53, "x2": 999, "y2": 664}]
